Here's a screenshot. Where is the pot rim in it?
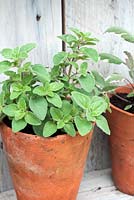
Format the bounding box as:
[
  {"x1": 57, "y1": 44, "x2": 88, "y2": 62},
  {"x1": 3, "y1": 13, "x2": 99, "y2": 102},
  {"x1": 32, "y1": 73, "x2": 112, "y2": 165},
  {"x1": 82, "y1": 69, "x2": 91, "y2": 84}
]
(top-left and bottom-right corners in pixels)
[
  {"x1": 1, "y1": 122, "x2": 92, "y2": 142},
  {"x1": 110, "y1": 84, "x2": 134, "y2": 117}
]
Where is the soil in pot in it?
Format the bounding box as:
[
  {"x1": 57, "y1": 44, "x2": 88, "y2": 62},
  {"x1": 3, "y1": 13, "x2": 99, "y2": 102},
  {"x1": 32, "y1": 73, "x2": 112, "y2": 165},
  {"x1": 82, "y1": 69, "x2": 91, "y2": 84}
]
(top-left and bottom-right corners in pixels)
[
  {"x1": 3, "y1": 117, "x2": 65, "y2": 137},
  {"x1": 110, "y1": 93, "x2": 134, "y2": 113}
]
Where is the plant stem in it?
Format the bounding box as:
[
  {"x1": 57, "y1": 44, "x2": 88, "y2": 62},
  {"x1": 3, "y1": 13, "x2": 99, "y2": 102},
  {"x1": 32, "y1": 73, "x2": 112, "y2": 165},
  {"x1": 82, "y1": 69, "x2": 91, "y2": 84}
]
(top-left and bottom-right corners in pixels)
[
  {"x1": 125, "y1": 78, "x2": 134, "y2": 90},
  {"x1": 68, "y1": 65, "x2": 72, "y2": 78},
  {"x1": 114, "y1": 93, "x2": 131, "y2": 103},
  {"x1": 68, "y1": 58, "x2": 76, "y2": 82}
]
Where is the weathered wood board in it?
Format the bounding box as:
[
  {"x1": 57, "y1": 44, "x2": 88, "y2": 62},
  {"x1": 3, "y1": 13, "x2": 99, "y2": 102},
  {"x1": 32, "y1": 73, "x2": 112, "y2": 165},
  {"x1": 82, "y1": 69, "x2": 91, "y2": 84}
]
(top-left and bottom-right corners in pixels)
[
  {"x1": 1, "y1": 0, "x2": 134, "y2": 193},
  {"x1": 0, "y1": 169, "x2": 133, "y2": 200},
  {"x1": 65, "y1": 0, "x2": 134, "y2": 171},
  {"x1": 0, "y1": 0, "x2": 62, "y2": 192},
  {"x1": 0, "y1": 0, "x2": 62, "y2": 66},
  {"x1": 65, "y1": 0, "x2": 134, "y2": 78},
  {"x1": 0, "y1": 136, "x2": 13, "y2": 193}
]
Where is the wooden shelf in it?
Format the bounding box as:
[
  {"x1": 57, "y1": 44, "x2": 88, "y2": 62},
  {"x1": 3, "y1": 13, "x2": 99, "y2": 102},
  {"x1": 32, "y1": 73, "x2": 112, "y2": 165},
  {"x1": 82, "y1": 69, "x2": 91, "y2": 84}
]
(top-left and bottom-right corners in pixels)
[{"x1": 0, "y1": 169, "x2": 132, "y2": 200}]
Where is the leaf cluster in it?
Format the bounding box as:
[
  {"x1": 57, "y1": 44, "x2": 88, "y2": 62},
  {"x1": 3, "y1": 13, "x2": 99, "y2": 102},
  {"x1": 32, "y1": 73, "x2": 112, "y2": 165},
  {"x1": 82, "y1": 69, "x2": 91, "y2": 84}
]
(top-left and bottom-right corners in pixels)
[
  {"x1": 102, "y1": 26, "x2": 134, "y2": 110},
  {"x1": 0, "y1": 28, "x2": 115, "y2": 137}
]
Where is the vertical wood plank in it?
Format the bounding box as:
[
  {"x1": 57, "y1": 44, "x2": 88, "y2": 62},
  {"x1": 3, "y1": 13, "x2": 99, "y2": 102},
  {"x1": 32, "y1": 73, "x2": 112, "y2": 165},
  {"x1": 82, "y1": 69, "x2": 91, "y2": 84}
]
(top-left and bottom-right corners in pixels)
[
  {"x1": 65, "y1": 0, "x2": 134, "y2": 171},
  {"x1": 0, "y1": 0, "x2": 62, "y2": 192},
  {"x1": 65, "y1": 0, "x2": 134, "y2": 78},
  {"x1": 0, "y1": 136, "x2": 12, "y2": 192},
  {"x1": 0, "y1": 0, "x2": 62, "y2": 65}
]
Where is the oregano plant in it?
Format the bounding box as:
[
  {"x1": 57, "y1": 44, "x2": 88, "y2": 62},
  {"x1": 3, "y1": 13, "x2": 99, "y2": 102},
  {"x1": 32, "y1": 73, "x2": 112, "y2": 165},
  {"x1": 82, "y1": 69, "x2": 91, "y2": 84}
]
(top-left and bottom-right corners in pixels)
[
  {"x1": 0, "y1": 28, "x2": 119, "y2": 137},
  {"x1": 101, "y1": 26, "x2": 134, "y2": 111}
]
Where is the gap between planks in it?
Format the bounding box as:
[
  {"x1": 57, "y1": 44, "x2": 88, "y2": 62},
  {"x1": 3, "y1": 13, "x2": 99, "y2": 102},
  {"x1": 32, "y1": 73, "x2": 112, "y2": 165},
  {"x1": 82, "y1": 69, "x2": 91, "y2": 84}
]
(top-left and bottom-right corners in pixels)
[{"x1": 0, "y1": 169, "x2": 133, "y2": 200}]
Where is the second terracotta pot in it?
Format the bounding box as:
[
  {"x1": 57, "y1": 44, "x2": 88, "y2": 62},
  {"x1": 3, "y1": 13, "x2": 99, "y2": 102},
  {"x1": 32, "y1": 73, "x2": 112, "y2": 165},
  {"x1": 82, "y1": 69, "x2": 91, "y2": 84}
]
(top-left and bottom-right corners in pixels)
[
  {"x1": 106, "y1": 85, "x2": 134, "y2": 195},
  {"x1": 1, "y1": 123, "x2": 93, "y2": 200}
]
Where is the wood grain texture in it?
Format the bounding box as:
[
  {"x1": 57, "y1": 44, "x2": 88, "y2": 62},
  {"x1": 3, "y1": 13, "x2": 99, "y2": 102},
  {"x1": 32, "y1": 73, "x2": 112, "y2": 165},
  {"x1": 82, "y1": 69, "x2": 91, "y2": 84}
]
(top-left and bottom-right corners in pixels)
[
  {"x1": 65, "y1": 0, "x2": 134, "y2": 171},
  {"x1": 0, "y1": 0, "x2": 62, "y2": 192},
  {"x1": 0, "y1": 0, "x2": 62, "y2": 65},
  {"x1": 65, "y1": 0, "x2": 134, "y2": 78},
  {"x1": 0, "y1": 136, "x2": 12, "y2": 192},
  {"x1": 85, "y1": 126, "x2": 111, "y2": 172},
  {"x1": 1, "y1": 0, "x2": 134, "y2": 193},
  {"x1": 0, "y1": 169, "x2": 133, "y2": 200}
]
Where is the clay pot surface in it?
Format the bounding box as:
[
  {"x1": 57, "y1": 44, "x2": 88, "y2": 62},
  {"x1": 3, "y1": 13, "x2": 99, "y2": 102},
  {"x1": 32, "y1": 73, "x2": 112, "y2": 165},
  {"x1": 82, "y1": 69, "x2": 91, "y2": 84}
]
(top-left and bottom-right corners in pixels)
[
  {"x1": 106, "y1": 85, "x2": 134, "y2": 195},
  {"x1": 1, "y1": 123, "x2": 93, "y2": 200}
]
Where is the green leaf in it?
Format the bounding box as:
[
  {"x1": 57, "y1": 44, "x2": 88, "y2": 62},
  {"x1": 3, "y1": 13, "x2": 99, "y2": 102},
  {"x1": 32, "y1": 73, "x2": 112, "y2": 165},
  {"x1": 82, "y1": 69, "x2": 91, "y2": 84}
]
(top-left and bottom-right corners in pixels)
[
  {"x1": 50, "y1": 82, "x2": 64, "y2": 91},
  {"x1": 57, "y1": 120, "x2": 65, "y2": 129},
  {"x1": 0, "y1": 92, "x2": 5, "y2": 106},
  {"x1": 43, "y1": 121, "x2": 57, "y2": 137},
  {"x1": 33, "y1": 123, "x2": 44, "y2": 136},
  {"x1": 99, "y1": 53, "x2": 123, "y2": 64},
  {"x1": 63, "y1": 115, "x2": 72, "y2": 123},
  {"x1": 3, "y1": 104, "x2": 18, "y2": 117},
  {"x1": 96, "y1": 115, "x2": 110, "y2": 135},
  {"x1": 92, "y1": 87, "x2": 101, "y2": 96},
  {"x1": 14, "y1": 110, "x2": 26, "y2": 120},
  {"x1": 47, "y1": 93, "x2": 62, "y2": 108},
  {"x1": 19, "y1": 51, "x2": 28, "y2": 59},
  {"x1": 105, "y1": 26, "x2": 134, "y2": 43},
  {"x1": 34, "y1": 84, "x2": 54, "y2": 97},
  {"x1": 4, "y1": 71, "x2": 16, "y2": 77},
  {"x1": 10, "y1": 91, "x2": 21, "y2": 100},
  {"x1": 23, "y1": 62, "x2": 32, "y2": 70},
  {"x1": 69, "y1": 28, "x2": 82, "y2": 37},
  {"x1": 0, "y1": 61, "x2": 12, "y2": 74},
  {"x1": 74, "y1": 116, "x2": 93, "y2": 136},
  {"x1": 86, "y1": 110, "x2": 96, "y2": 121},
  {"x1": 32, "y1": 64, "x2": 50, "y2": 83},
  {"x1": 12, "y1": 47, "x2": 19, "y2": 60},
  {"x1": 25, "y1": 112, "x2": 41, "y2": 125},
  {"x1": 124, "y1": 51, "x2": 134, "y2": 71},
  {"x1": 1, "y1": 48, "x2": 13, "y2": 59},
  {"x1": 105, "y1": 27, "x2": 128, "y2": 34},
  {"x1": 69, "y1": 61, "x2": 79, "y2": 70},
  {"x1": 29, "y1": 96, "x2": 48, "y2": 120},
  {"x1": 68, "y1": 53, "x2": 78, "y2": 59},
  {"x1": 124, "y1": 104, "x2": 133, "y2": 110},
  {"x1": 50, "y1": 65, "x2": 60, "y2": 79},
  {"x1": 127, "y1": 92, "x2": 134, "y2": 98},
  {"x1": 2, "y1": 80, "x2": 10, "y2": 95},
  {"x1": 60, "y1": 75, "x2": 69, "y2": 82},
  {"x1": 20, "y1": 43, "x2": 36, "y2": 53},
  {"x1": 89, "y1": 96, "x2": 108, "y2": 116},
  {"x1": 106, "y1": 73, "x2": 124, "y2": 82},
  {"x1": 50, "y1": 107, "x2": 63, "y2": 121},
  {"x1": 80, "y1": 47, "x2": 99, "y2": 62},
  {"x1": 80, "y1": 62, "x2": 88, "y2": 76},
  {"x1": 122, "y1": 34, "x2": 134, "y2": 43},
  {"x1": 102, "y1": 85, "x2": 117, "y2": 92},
  {"x1": 64, "y1": 123, "x2": 76, "y2": 136},
  {"x1": 129, "y1": 71, "x2": 134, "y2": 80},
  {"x1": 18, "y1": 98, "x2": 26, "y2": 110},
  {"x1": 62, "y1": 100, "x2": 72, "y2": 116},
  {"x1": 12, "y1": 83, "x2": 23, "y2": 91},
  {"x1": 12, "y1": 118, "x2": 27, "y2": 133},
  {"x1": 53, "y1": 51, "x2": 68, "y2": 65},
  {"x1": 58, "y1": 34, "x2": 77, "y2": 44},
  {"x1": 71, "y1": 91, "x2": 90, "y2": 109},
  {"x1": 79, "y1": 74, "x2": 95, "y2": 93},
  {"x1": 91, "y1": 70, "x2": 105, "y2": 88},
  {"x1": 33, "y1": 86, "x2": 46, "y2": 96},
  {"x1": 22, "y1": 85, "x2": 31, "y2": 93},
  {"x1": 23, "y1": 74, "x2": 33, "y2": 85}
]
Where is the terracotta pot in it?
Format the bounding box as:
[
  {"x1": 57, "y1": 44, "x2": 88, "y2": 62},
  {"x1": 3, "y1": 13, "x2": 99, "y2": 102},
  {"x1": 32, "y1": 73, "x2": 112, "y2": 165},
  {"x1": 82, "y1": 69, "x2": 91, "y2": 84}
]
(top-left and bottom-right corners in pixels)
[
  {"x1": 106, "y1": 85, "x2": 134, "y2": 195},
  {"x1": 1, "y1": 123, "x2": 93, "y2": 200}
]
